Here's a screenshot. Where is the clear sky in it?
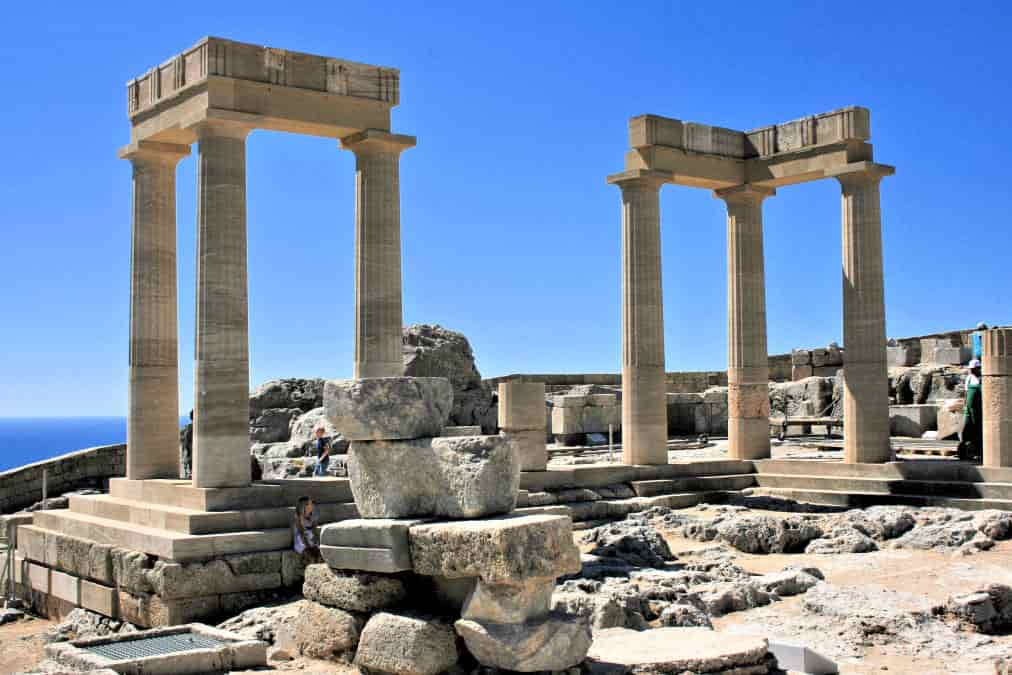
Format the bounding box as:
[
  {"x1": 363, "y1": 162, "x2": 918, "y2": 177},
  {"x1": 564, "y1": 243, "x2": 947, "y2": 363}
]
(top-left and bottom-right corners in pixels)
[{"x1": 1, "y1": 1, "x2": 1009, "y2": 417}]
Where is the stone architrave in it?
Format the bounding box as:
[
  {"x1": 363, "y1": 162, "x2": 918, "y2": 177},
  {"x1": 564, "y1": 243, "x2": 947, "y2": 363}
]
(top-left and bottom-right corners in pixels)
[
  {"x1": 340, "y1": 130, "x2": 416, "y2": 379},
  {"x1": 608, "y1": 170, "x2": 669, "y2": 466},
  {"x1": 983, "y1": 328, "x2": 1012, "y2": 467},
  {"x1": 120, "y1": 141, "x2": 190, "y2": 480},
  {"x1": 716, "y1": 184, "x2": 774, "y2": 460},
  {"x1": 831, "y1": 162, "x2": 895, "y2": 464},
  {"x1": 192, "y1": 122, "x2": 253, "y2": 488}
]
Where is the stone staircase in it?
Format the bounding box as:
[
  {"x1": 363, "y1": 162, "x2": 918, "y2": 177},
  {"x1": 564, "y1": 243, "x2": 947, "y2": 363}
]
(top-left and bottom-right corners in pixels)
[{"x1": 754, "y1": 459, "x2": 1012, "y2": 511}]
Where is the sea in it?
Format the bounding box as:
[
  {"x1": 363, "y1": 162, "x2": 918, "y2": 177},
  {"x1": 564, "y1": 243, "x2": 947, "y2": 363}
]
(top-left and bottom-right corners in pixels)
[{"x1": 0, "y1": 417, "x2": 188, "y2": 473}]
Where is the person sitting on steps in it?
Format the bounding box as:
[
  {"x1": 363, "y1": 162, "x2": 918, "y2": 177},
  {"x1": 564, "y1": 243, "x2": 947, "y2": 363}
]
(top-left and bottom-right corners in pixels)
[{"x1": 293, "y1": 496, "x2": 321, "y2": 565}]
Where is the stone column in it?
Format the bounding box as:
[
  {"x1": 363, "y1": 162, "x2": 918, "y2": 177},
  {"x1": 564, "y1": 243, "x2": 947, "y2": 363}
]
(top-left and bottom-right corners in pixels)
[
  {"x1": 983, "y1": 328, "x2": 1012, "y2": 467},
  {"x1": 192, "y1": 122, "x2": 252, "y2": 488},
  {"x1": 716, "y1": 185, "x2": 774, "y2": 460},
  {"x1": 608, "y1": 170, "x2": 669, "y2": 465},
  {"x1": 340, "y1": 130, "x2": 416, "y2": 379},
  {"x1": 121, "y1": 141, "x2": 190, "y2": 480},
  {"x1": 832, "y1": 162, "x2": 895, "y2": 464}
]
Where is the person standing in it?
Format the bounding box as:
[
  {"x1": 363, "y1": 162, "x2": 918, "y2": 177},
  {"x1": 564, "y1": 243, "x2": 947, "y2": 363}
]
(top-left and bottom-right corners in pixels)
[
  {"x1": 960, "y1": 359, "x2": 983, "y2": 463},
  {"x1": 179, "y1": 410, "x2": 193, "y2": 479},
  {"x1": 312, "y1": 427, "x2": 331, "y2": 477}
]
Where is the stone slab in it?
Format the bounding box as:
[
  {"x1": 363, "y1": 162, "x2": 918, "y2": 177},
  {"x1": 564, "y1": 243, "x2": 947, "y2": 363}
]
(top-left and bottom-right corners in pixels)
[
  {"x1": 324, "y1": 377, "x2": 453, "y2": 441},
  {"x1": 498, "y1": 382, "x2": 547, "y2": 431},
  {"x1": 586, "y1": 627, "x2": 768, "y2": 674},
  {"x1": 442, "y1": 426, "x2": 482, "y2": 437},
  {"x1": 504, "y1": 430, "x2": 547, "y2": 472},
  {"x1": 320, "y1": 545, "x2": 412, "y2": 573},
  {"x1": 937, "y1": 400, "x2": 965, "y2": 440},
  {"x1": 890, "y1": 404, "x2": 937, "y2": 437},
  {"x1": 80, "y1": 580, "x2": 117, "y2": 617},
  {"x1": 408, "y1": 513, "x2": 580, "y2": 584},
  {"x1": 888, "y1": 346, "x2": 916, "y2": 367},
  {"x1": 50, "y1": 569, "x2": 80, "y2": 605},
  {"x1": 455, "y1": 614, "x2": 591, "y2": 671},
  {"x1": 320, "y1": 518, "x2": 423, "y2": 549},
  {"x1": 767, "y1": 640, "x2": 837, "y2": 675},
  {"x1": 28, "y1": 563, "x2": 49, "y2": 594},
  {"x1": 461, "y1": 577, "x2": 554, "y2": 624},
  {"x1": 553, "y1": 395, "x2": 589, "y2": 408},
  {"x1": 303, "y1": 564, "x2": 406, "y2": 612}
]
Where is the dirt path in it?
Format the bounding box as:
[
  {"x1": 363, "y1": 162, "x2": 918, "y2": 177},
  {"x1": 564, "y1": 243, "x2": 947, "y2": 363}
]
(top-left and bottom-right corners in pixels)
[{"x1": 0, "y1": 615, "x2": 56, "y2": 674}]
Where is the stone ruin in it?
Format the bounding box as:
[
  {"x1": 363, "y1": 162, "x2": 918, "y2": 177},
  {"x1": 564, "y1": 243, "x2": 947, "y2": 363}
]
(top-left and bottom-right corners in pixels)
[{"x1": 308, "y1": 375, "x2": 591, "y2": 671}]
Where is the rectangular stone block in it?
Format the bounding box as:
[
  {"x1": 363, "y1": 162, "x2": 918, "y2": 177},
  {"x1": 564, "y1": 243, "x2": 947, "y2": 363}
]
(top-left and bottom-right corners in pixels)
[
  {"x1": 442, "y1": 426, "x2": 482, "y2": 437},
  {"x1": 811, "y1": 348, "x2": 829, "y2": 367},
  {"x1": 16, "y1": 526, "x2": 45, "y2": 562},
  {"x1": 792, "y1": 365, "x2": 814, "y2": 381},
  {"x1": 928, "y1": 346, "x2": 971, "y2": 366},
  {"x1": 27, "y1": 563, "x2": 49, "y2": 594},
  {"x1": 791, "y1": 349, "x2": 812, "y2": 366},
  {"x1": 812, "y1": 366, "x2": 841, "y2": 378},
  {"x1": 498, "y1": 382, "x2": 546, "y2": 431},
  {"x1": 319, "y1": 544, "x2": 412, "y2": 573},
  {"x1": 80, "y1": 580, "x2": 118, "y2": 617},
  {"x1": 51, "y1": 570, "x2": 80, "y2": 605},
  {"x1": 586, "y1": 394, "x2": 617, "y2": 407},
  {"x1": 553, "y1": 395, "x2": 588, "y2": 408},
  {"x1": 888, "y1": 346, "x2": 915, "y2": 367},
  {"x1": 320, "y1": 518, "x2": 423, "y2": 549},
  {"x1": 889, "y1": 404, "x2": 937, "y2": 437},
  {"x1": 937, "y1": 400, "x2": 965, "y2": 441},
  {"x1": 505, "y1": 430, "x2": 547, "y2": 472}
]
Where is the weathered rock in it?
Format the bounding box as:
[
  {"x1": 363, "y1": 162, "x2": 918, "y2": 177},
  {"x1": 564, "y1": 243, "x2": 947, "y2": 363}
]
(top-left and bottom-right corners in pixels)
[
  {"x1": 891, "y1": 520, "x2": 981, "y2": 550},
  {"x1": 250, "y1": 407, "x2": 302, "y2": 443},
  {"x1": 324, "y1": 376, "x2": 453, "y2": 441},
  {"x1": 409, "y1": 514, "x2": 581, "y2": 584},
  {"x1": 715, "y1": 514, "x2": 823, "y2": 554},
  {"x1": 805, "y1": 526, "x2": 878, "y2": 554},
  {"x1": 657, "y1": 603, "x2": 712, "y2": 628},
  {"x1": 974, "y1": 510, "x2": 1012, "y2": 540},
  {"x1": 462, "y1": 577, "x2": 554, "y2": 623},
  {"x1": 43, "y1": 609, "x2": 136, "y2": 643},
  {"x1": 288, "y1": 406, "x2": 348, "y2": 451},
  {"x1": 698, "y1": 580, "x2": 774, "y2": 616},
  {"x1": 586, "y1": 627, "x2": 769, "y2": 674},
  {"x1": 583, "y1": 521, "x2": 675, "y2": 568},
  {"x1": 302, "y1": 564, "x2": 406, "y2": 612},
  {"x1": 355, "y1": 612, "x2": 459, "y2": 675},
  {"x1": 755, "y1": 569, "x2": 822, "y2": 596},
  {"x1": 291, "y1": 601, "x2": 362, "y2": 661},
  {"x1": 250, "y1": 379, "x2": 325, "y2": 417},
  {"x1": 348, "y1": 434, "x2": 518, "y2": 518},
  {"x1": 455, "y1": 614, "x2": 591, "y2": 671},
  {"x1": 218, "y1": 598, "x2": 306, "y2": 644},
  {"x1": 936, "y1": 586, "x2": 1012, "y2": 634}
]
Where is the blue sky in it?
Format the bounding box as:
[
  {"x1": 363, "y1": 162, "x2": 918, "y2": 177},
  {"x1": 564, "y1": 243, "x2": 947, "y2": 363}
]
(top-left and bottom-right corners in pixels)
[{"x1": 1, "y1": 1, "x2": 1009, "y2": 417}]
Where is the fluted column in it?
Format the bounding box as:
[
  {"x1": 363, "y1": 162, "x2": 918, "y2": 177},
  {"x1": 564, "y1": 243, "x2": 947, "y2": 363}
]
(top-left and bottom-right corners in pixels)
[
  {"x1": 608, "y1": 170, "x2": 669, "y2": 465},
  {"x1": 716, "y1": 185, "x2": 774, "y2": 460},
  {"x1": 192, "y1": 122, "x2": 252, "y2": 488},
  {"x1": 121, "y1": 141, "x2": 190, "y2": 480},
  {"x1": 341, "y1": 130, "x2": 416, "y2": 379},
  {"x1": 832, "y1": 162, "x2": 895, "y2": 464},
  {"x1": 983, "y1": 328, "x2": 1012, "y2": 467}
]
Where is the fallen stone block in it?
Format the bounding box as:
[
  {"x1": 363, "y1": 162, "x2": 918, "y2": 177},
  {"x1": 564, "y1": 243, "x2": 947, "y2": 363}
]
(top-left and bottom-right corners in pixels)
[
  {"x1": 302, "y1": 564, "x2": 406, "y2": 612},
  {"x1": 498, "y1": 382, "x2": 547, "y2": 431},
  {"x1": 324, "y1": 377, "x2": 453, "y2": 441},
  {"x1": 587, "y1": 626, "x2": 769, "y2": 674},
  {"x1": 889, "y1": 404, "x2": 937, "y2": 437},
  {"x1": 349, "y1": 434, "x2": 518, "y2": 519},
  {"x1": 455, "y1": 613, "x2": 591, "y2": 671},
  {"x1": 441, "y1": 425, "x2": 482, "y2": 437},
  {"x1": 554, "y1": 394, "x2": 589, "y2": 408},
  {"x1": 461, "y1": 577, "x2": 555, "y2": 624},
  {"x1": 888, "y1": 345, "x2": 915, "y2": 367},
  {"x1": 937, "y1": 399, "x2": 965, "y2": 440},
  {"x1": 504, "y1": 429, "x2": 547, "y2": 472},
  {"x1": 409, "y1": 514, "x2": 581, "y2": 584},
  {"x1": 291, "y1": 601, "x2": 361, "y2": 660},
  {"x1": 792, "y1": 364, "x2": 814, "y2": 381},
  {"x1": 792, "y1": 349, "x2": 812, "y2": 366},
  {"x1": 320, "y1": 545, "x2": 412, "y2": 574},
  {"x1": 356, "y1": 612, "x2": 459, "y2": 675}
]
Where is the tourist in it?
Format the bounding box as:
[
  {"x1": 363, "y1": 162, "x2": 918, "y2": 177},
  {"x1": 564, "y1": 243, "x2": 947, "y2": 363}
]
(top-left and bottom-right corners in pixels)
[
  {"x1": 312, "y1": 427, "x2": 331, "y2": 477},
  {"x1": 293, "y1": 496, "x2": 321, "y2": 564},
  {"x1": 179, "y1": 410, "x2": 193, "y2": 479},
  {"x1": 960, "y1": 359, "x2": 983, "y2": 463}
]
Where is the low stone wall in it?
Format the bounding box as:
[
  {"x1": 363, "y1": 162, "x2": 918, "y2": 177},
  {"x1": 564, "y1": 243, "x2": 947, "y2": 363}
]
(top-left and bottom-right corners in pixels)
[
  {"x1": 486, "y1": 371, "x2": 732, "y2": 392},
  {"x1": 0, "y1": 444, "x2": 125, "y2": 514}
]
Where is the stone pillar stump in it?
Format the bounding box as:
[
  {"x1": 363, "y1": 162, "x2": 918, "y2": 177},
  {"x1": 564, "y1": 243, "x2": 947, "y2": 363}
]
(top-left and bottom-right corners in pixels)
[{"x1": 983, "y1": 328, "x2": 1012, "y2": 467}]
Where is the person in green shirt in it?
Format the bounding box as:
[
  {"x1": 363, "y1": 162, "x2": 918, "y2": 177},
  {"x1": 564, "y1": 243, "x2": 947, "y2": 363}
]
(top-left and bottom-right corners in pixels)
[{"x1": 960, "y1": 359, "x2": 983, "y2": 463}]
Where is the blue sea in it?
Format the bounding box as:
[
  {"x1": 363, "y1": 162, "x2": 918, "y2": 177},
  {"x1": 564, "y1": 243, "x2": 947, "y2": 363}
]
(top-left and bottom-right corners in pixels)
[{"x1": 0, "y1": 417, "x2": 187, "y2": 472}]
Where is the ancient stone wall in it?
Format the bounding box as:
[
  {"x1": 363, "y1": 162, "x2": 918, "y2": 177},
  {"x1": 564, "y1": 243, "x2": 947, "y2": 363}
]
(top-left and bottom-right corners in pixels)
[{"x1": 0, "y1": 444, "x2": 125, "y2": 514}]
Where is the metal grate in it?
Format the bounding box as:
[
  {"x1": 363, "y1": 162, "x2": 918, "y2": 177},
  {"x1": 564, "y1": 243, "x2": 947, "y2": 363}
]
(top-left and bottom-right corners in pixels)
[{"x1": 83, "y1": 632, "x2": 226, "y2": 661}]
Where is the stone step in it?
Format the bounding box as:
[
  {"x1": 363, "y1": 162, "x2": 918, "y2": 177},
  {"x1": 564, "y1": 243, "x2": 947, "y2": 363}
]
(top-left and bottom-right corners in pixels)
[
  {"x1": 630, "y1": 474, "x2": 756, "y2": 497},
  {"x1": 546, "y1": 490, "x2": 736, "y2": 522},
  {"x1": 754, "y1": 459, "x2": 1012, "y2": 484},
  {"x1": 752, "y1": 487, "x2": 1012, "y2": 512},
  {"x1": 109, "y1": 478, "x2": 291, "y2": 511},
  {"x1": 67, "y1": 494, "x2": 358, "y2": 535},
  {"x1": 755, "y1": 473, "x2": 1012, "y2": 500},
  {"x1": 519, "y1": 460, "x2": 754, "y2": 492},
  {"x1": 31, "y1": 509, "x2": 293, "y2": 562}
]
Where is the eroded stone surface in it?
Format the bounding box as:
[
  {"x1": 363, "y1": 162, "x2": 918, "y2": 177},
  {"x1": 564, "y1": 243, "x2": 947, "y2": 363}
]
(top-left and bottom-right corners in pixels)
[
  {"x1": 302, "y1": 564, "x2": 406, "y2": 612},
  {"x1": 324, "y1": 377, "x2": 453, "y2": 441},
  {"x1": 349, "y1": 434, "x2": 518, "y2": 518},
  {"x1": 586, "y1": 626, "x2": 768, "y2": 674},
  {"x1": 409, "y1": 514, "x2": 580, "y2": 583},
  {"x1": 461, "y1": 577, "x2": 554, "y2": 624},
  {"x1": 455, "y1": 614, "x2": 591, "y2": 671},
  {"x1": 355, "y1": 612, "x2": 458, "y2": 675}
]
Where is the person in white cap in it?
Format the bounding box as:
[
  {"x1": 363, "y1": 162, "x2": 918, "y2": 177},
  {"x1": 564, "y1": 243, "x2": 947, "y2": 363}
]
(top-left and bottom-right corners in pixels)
[{"x1": 960, "y1": 358, "x2": 983, "y2": 462}]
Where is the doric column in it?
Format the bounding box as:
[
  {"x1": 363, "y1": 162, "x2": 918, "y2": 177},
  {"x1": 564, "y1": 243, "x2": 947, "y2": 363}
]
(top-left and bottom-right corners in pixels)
[
  {"x1": 831, "y1": 162, "x2": 895, "y2": 464},
  {"x1": 716, "y1": 185, "x2": 775, "y2": 460},
  {"x1": 983, "y1": 328, "x2": 1012, "y2": 467},
  {"x1": 340, "y1": 130, "x2": 416, "y2": 379},
  {"x1": 120, "y1": 141, "x2": 190, "y2": 480},
  {"x1": 608, "y1": 170, "x2": 669, "y2": 465},
  {"x1": 192, "y1": 122, "x2": 252, "y2": 488}
]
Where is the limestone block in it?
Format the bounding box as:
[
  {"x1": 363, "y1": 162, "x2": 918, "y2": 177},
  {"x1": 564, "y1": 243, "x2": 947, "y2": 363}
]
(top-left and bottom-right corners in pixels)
[
  {"x1": 930, "y1": 346, "x2": 970, "y2": 366},
  {"x1": 553, "y1": 395, "x2": 588, "y2": 408},
  {"x1": 116, "y1": 590, "x2": 220, "y2": 627},
  {"x1": 889, "y1": 404, "x2": 937, "y2": 437},
  {"x1": 324, "y1": 377, "x2": 453, "y2": 441},
  {"x1": 320, "y1": 545, "x2": 412, "y2": 573},
  {"x1": 80, "y1": 580, "x2": 117, "y2": 617},
  {"x1": 302, "y1": 563, "x2": 406, "y2": 612},
  {"x1": 504, "y1": 429, "x2": 547, "y2": 472},
  {"x1": 825, "y1": 344, "x2": 845, "y2": 367},
  {"x1": 442, "y1": 425, "x2": 482, "y2": 437},
  {"x1": 291, "y1": 601, "x2": 362, "y2": 660},
  {"x1": 455, "y1": 614, "x2": 591, "y2": 671},
  {"x1": 587, "y1": 393, "x2": 618, "y2": 407},
  {"x1": 498, "y1": 382, "x2": 547, "y2": 431},
  {"x1": 408, "y1": 514, "x2": 581, "y2": 584},
  {"x1": 51, "y1": 570, "x2": 80, "y2": 605},
  {"x1": 937, "y1": 400, "x2": 965, "y2": 441},
  {"x1": 348, "y1": 434, "x2": 519, "y2": 519},
  {"x1": 355, "y1": 613, "x2": 459, "y2": 675},
  {"x1": 812, "y1": 366, "x2": 841, "y2": 378},
  {"x1": 811, "y1": 348, "x2": 829, "y2": 367},
  {"x1": 16, "y1": 526, "x2": 45, "y2": 563},
  {"x1": 587, "y1": 627, "x2": 768, "y2": 674},
  {"x1": 321, "y1": 518, "x2": 423, "y2": 549},
  {"x1": 461, "y1": 577, "x2": 554, "y2": 624},
  {"x1": 792, "y1": 349, "x2": 812, "y2": 366},
  {"x1": 281, "y1": 550, "x2": 307, "y2": 587},
  {"x1": 888, "y1": 346, "x2": 915, "y2": 367},
  {"x1": 28, "y1": 563, "x2": 49, "y2": 593},
  {"x1": 147, "y1": 559, "x2": 282, "y2": 600}
]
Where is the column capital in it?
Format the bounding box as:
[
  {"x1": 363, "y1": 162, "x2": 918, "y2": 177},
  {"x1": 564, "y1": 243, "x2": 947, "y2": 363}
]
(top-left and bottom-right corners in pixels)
[
  {"x1": 606, "y1": 169, "x2": 669, "y2": 191},
  {"x1": 827, "y1": 161, "x2": 895, "y2": 186},
  {"x1": 714, "y1": 184, "x2": 775, "y2": 204},
  {"x1": 193, "y1": 120, "x2": 253, "y2": 141},
  {"x1": 340, "y1": 129, "x2": 416, "y2": 155},
  {"x1": 118, "y1": 140, "x2": 191, "y2": 164}
]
